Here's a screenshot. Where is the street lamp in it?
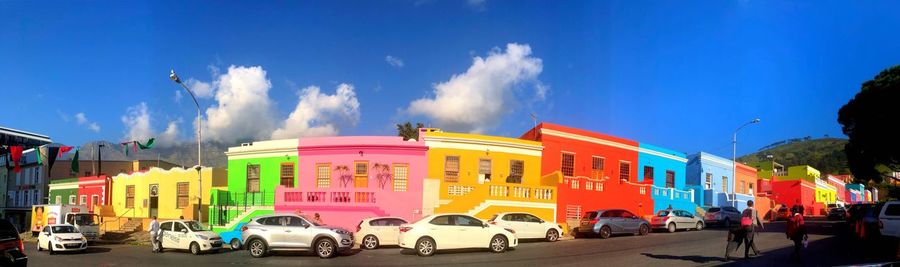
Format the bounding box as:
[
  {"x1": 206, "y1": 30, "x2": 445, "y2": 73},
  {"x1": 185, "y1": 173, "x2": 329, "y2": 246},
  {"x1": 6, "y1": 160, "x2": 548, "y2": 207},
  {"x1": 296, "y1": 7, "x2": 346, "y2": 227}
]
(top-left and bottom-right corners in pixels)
[
  {"x1": 732, "y1": 118, "x2": 760, "y2": 207},
  {"x1": 170, "y1": 69, "x2": 203, "y2": 222}
]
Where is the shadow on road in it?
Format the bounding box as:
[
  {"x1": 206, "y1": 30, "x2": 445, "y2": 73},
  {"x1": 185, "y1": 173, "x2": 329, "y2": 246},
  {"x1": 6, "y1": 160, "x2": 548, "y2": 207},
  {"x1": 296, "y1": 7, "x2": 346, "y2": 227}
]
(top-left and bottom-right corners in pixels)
[{"x1": 641, "y1": 253, "x2": 723, "y2": 264}]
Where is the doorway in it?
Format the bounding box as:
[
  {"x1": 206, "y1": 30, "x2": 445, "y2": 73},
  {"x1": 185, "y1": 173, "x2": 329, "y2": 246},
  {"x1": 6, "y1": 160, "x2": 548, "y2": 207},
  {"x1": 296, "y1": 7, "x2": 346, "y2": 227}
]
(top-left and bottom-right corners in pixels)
[{"x1": 149, "y1": 184, "x2": 159, "y2": 218}]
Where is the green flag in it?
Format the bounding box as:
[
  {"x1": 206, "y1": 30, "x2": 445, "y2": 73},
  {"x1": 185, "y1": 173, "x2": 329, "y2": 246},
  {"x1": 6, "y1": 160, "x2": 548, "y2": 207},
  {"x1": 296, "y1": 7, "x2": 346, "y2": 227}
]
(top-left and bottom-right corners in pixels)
[
  {"x1": 70, "y1": 149, "x2": 79, "y2": 175},
  {"x1": 138, "y1": 138, "x2": 155, "y2": 150},
  {"x1": 36, "y1": 147, "x2": 43, "y2": 165}
]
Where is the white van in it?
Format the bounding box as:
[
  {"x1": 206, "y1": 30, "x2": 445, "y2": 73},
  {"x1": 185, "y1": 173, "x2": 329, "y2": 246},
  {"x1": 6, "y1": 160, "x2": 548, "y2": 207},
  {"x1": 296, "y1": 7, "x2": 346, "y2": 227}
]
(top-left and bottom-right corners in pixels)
[{"x1": 879, "y1": 201, "x2": 900, "y2": 238}]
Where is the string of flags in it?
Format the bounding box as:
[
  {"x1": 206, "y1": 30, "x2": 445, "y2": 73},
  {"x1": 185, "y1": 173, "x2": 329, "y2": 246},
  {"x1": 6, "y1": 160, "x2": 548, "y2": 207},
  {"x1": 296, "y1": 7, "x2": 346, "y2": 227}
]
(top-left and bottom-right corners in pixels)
[
  {"x1": 2, "y1": 138, "x2": 153, "y2": 175},
  {"x1": 120, "y1": 138, "x2": 155, "y2": 156}
]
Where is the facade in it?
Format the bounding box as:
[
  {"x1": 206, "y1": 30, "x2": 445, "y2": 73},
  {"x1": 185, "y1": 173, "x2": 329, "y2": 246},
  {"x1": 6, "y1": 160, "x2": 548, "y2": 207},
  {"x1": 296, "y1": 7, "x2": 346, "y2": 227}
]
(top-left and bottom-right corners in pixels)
[
  {"x1": 274, "y1": 136, "x2": 428, "y2": 232},
  {"x1": 637, "y1": 143, "x2": 695, "y2": 214},
  {"x1": 520, "y1": 123, "x2": 651, "y2": 231},
  {"x1": 422, "y1": 128, "x2": 558, "y2": 224},
  {"x1": 756, "y1": 163, "x2": 819, "y2": 215},
  {"x1": 686, "y1": 153, "x2": 756, "y2": 211},
  {"x1": 3, "y1": 148, "x2": 46, "y2": 231},
  {"x1": 814, "y1": 178, "x2": 837, "y2": 215},
  {"x1": 109, "y1": 166, "x2": 224, "y2": 230},
  {"x1": 845, "y1": 183, "x2": 867, "y2": 204},
  {"x1": 47, "y1": 175, "x2": 109, "y2": 214},
  {"x1": 209, "y1": 139, "x2": 297, "y2": 232},
  {"x1": 825, "y1": 175, "x2": 847, "y2": 205}
]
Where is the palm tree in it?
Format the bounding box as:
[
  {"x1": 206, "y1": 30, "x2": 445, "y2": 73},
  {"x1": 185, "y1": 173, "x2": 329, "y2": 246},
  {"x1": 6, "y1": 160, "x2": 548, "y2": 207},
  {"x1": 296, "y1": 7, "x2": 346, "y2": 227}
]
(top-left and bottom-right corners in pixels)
[
  {"x1": 372, "y1": 163, "x2": 393, "y2": 189},
  {"x1": 396, "y1": 122, "x2": 425, "y2": 141},
  {"x1": 335, "y1": 165, "x2": 352, "y2": 187}
]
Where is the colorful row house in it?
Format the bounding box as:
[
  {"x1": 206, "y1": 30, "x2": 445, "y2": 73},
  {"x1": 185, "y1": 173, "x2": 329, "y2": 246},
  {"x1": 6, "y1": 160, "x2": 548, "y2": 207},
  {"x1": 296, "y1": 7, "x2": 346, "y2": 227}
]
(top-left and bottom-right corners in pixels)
[
  {"x1": 826, "y1": 174, "x2": 848, "y2": 205},
  {"x1": 521, "y1": 123, "x2": 650, "y2": 230},
  {"x1": 421, "y1": 128, "x2": 559, "y2": 224},
  {"x1": 754, "y1": 162, "x2": 819, "y2": 215},
  {"x1": 638, "y1": 143, "x2": 695, "y2": 215},
  {"x1": 47, "y1": 175, "x2": 109, "y2": 214},
  {"x1": 209, "y1": 139, "x2": 298, "y2": 232},
  {"x1": 274, "y1": 136, "x2": 428, "y2": 232},
  {"x1": 686, "y1": 152, "x2": 757, "y2": 211},
  {"x1": 814, "y1": 178, "x2": 838, "y2": 214}
]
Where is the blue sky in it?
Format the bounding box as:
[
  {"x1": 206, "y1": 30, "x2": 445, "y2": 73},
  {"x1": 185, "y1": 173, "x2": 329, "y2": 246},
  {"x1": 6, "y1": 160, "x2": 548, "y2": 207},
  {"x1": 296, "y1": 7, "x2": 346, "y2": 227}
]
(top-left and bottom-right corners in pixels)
[{"x1": 2, "y1": 0, "x2": 899, "y2": 157}]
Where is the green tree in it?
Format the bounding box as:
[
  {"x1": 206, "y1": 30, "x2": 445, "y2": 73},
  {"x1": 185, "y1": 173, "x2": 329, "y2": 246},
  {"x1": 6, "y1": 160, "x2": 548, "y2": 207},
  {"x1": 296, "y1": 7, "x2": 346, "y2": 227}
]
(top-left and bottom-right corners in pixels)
[
  {"x1": 396, "y1": 122, "x2": 425, "y2": 141},
  {"x1": 838, "y1": 65, "x2": 900, "y2": 183}
]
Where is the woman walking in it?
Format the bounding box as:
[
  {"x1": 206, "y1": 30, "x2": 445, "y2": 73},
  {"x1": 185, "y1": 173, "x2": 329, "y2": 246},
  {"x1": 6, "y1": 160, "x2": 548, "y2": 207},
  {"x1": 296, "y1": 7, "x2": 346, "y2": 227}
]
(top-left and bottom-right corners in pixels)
[
  {"x1": 741, "y1": 200, "x2": 764, "y2": 259},
  {"x1": 787, "y1": 206, "x2": 807, "y2": 262}
]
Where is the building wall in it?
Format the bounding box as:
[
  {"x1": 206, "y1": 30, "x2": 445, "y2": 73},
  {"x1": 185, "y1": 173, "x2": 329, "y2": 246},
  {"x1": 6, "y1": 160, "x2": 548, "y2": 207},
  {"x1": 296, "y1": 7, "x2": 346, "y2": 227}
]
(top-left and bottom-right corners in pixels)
[
  {"x1": 771, "y1": 180, "x2": 817, "y2": 215},
  {"x1": 223, "y1": 139, "x2": 298, "y2": 203},
  {"x1": 826, "y1": 175, "x2": 847, "y2": 203},
  {"x1": 637, "y1": 143, "x2": 695, "y2": 215},
  {"x1": 48, "y1": 178, "x2": 79, "y2": 205},
  {"x1": 778, "y1": 166, "x2": 820, "y2": 183},
  {"x1": 274, "y1": 136, "x2": 428, "y2": 232},
  {"x1": 110, "y1": 167, "x2": 218, "y2": 221},
  {"x1": 522, "y1": 123, "x2": 651, "y2": 230},
  {"x1": 423, "y1": 129, "x2": 557, "y2": 224},
  {"x1": 686, "y1": 152, "x2": 733, "y2": 208},
  {"x1": 734, "y1": 163, "x2": 757, "y2": 211}
]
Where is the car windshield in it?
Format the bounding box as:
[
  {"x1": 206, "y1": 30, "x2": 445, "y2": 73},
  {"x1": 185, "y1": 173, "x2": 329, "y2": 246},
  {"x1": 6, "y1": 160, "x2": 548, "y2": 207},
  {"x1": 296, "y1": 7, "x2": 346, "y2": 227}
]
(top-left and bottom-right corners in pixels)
[
  {"x1": 185, "y1": 221, "x2": 208, "y2": 232},
  {"x1": 73, "y1": 214, "x2": 99, "y2": 225},
  {"x1": 52, "y1": 225, "x2": 78, "y2": 233},
  {"x1": 657, "y1": 210, "x2": 671, "y2": 217},
  {"x1": 707, "y1": 207, "x2": 721, "y2": 212},
  {"x1": 299, "y1": 215, "x2": 323, "y2": 226}
]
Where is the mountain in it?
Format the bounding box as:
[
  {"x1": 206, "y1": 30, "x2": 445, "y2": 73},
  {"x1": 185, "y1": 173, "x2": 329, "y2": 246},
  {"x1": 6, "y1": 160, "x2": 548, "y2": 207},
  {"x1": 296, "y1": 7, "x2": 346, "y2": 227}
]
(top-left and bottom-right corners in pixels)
[
  {"x1": 738, "y1": 137, "x2": 850, "y2": 175},
  {"x1": 63, "y1": 141, "x2": 229, "y2": 168}
]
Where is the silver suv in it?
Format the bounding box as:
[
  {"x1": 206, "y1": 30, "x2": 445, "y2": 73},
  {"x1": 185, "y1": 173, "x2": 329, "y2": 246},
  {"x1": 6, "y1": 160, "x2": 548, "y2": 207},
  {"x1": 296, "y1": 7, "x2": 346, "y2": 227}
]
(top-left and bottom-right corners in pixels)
[{"x1": 241, "y1": 214, "x2": 354, "y2": 258}]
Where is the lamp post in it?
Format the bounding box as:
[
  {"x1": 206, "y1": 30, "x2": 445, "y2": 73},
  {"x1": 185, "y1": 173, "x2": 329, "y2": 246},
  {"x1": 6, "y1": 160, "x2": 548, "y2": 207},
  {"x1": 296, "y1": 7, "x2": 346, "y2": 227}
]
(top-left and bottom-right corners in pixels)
[
  {"x1": 732, "y1": 118, "x2": 760, "y2": 207},
  {"x1": 170, "y1": 70, "x2": 203, "y2": 222}
]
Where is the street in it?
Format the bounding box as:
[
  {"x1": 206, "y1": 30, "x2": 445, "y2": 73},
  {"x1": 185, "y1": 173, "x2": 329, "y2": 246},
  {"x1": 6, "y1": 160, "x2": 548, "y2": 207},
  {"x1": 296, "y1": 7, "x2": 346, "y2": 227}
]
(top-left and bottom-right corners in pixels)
[{"x1": 22, "y1": 221, "x2": 897, "y2": 267}]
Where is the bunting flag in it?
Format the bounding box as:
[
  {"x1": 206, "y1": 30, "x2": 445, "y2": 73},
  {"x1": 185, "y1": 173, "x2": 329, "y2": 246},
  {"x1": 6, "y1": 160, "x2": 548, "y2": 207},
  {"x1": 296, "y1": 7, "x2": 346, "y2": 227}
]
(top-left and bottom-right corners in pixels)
[
  {"x1": 35, "y1": 146, "x2": 43, "y2": 165},
  {"x1": 70, "y1": 149, "x2": 80, "y2": 175},
  {"x1": 10, "y1": 146, "x2": 23, "y2": 173},
  {"x1": 137, "y1": 138, "x2": 155, "y2": 150},
  {"x1": 132, "y1": 141, "x2": 138, "y2": 153},
  {"x1": 47, "y1": 147, "x2": 60, "y2": 171},
  {"x1": 121, "y1": 142, "x2": 130, "y2": 156},
  {"x1": 58, "y1": 146, "x2": 74, "y2": 157}
]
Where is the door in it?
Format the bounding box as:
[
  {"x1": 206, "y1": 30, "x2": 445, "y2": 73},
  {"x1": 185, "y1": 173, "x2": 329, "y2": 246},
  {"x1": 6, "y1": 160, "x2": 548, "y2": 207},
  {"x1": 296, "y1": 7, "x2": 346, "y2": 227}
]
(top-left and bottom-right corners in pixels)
[
  {"x1": 881, "y1": 203, "x2": 899, "y2": 237},
  {"x1": 454, "y1": 215, "x2": 489, "y2": 249},
  {"x1": 258, "y1": 216, "x2": 286, "y2": 247},
  {"x1": 284, "y1": 216, "x2": 312, "y2": 248},
  {"x1": 522, "y1": 214, "x2": 545, "y2": 238},
  {"x1": 38, "y1": 226, "x2": 50, "y2": 249},
  {"x1": 619, "y1": 210, "x2": 640, "y2": 232},
  {"x1": 501, "y1": 214, "x2": 526, "y2": 237},
  {"x1": 172, "y1": 222, "x2": 191, "y2": 249},
  {"x1": 426, "y1": 215, "x2": 457, "y2": 249},
  {"x1": 160, "y1": 222, "x2": 174, "y2": 248},
  {"x1": 149, "y1": 184, "x2": 159, "y2": 218},
  {"x1": 604, "y1": 210, "x2": 626, "y2": 233}
]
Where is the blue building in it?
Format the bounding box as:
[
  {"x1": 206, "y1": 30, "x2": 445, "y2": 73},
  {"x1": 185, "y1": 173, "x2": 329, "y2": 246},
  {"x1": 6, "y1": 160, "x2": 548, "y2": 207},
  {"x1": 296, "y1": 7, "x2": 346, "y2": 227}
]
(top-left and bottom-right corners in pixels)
[
  {"x1": 637, "y1": 143, "x2": 696, "y2": 215},
  {"x1": 685, "y1": 152, "x2": 754, "y2": 211}
]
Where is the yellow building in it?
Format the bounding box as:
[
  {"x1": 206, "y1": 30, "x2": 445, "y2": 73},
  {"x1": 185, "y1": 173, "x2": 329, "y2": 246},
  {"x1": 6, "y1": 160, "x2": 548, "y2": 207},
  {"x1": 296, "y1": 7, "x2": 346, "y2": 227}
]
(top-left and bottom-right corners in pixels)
[
  {"x1": 815, "y1": 178, "x2": 837, "y2": 205},
  {"x1": 781, "y1": 165, "x2": 821, "y2": 182},
  {"x1": 420, "y1": 128, "x2": 559, "y2": 222},
  {"x1": 105, "y1": 166, "x2": 226, "y2": 231}
]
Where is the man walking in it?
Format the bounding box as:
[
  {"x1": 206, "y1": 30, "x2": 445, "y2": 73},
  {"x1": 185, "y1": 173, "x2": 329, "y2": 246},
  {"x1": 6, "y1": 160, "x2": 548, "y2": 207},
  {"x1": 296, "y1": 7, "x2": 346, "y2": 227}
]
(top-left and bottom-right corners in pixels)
[
  {"x1": 149, "y1": 216, "x2": 160, "y2": 253},
  {"x1": 742, "y1": 200, "x2": 764, "y2": 259}
]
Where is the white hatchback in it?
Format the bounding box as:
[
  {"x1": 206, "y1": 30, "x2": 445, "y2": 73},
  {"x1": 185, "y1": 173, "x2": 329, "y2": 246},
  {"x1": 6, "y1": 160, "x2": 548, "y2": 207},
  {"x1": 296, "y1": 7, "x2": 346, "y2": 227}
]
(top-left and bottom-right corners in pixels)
[
  {"x1": 356, "y1": 217, "x2": 409, "y2": 250},
  {"x1": 488, "y1": 212, "x2": 563, "y2": 242},
  {"x1": 36, "y1": 224, "x2": 88, "y2": 254},
  {"x1": 398, "y1": 213, "x2": 517, "y2": 257},
  {"x1": 158, "y1": 220, "x2": 224, "y2": 255}
]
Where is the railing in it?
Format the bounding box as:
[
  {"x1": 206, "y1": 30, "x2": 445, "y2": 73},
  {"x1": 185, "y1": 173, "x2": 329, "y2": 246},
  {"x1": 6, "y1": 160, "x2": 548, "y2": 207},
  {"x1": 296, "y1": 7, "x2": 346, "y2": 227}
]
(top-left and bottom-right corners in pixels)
[
  {"x1": 103, "y1": 208, "x2": 134, "y2": 233},
  {"x1": 209, "y1": 190, "x2": 275, "y2": 227},
  {"x1": 651, "y1": 187, "x2": 694, "y2": 202},
  {"x1": 275, "y1": 188, "x2": 377, "y2": 206},
  {"x1": 487, "y1": 185, "x2": 554, "y2": 201}
]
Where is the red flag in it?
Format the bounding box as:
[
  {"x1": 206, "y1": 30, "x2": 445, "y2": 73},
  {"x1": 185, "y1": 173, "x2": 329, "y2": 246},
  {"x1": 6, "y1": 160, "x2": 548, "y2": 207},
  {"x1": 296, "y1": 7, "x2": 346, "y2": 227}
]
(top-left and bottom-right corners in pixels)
[
  {"x1": 58, "y1": 146, "x2": 74, "y2": 157},
  {"x1": 10, "y1": 146, "x2": 23, "y2": 173},
  {"x1": 132, "y1": 141, "x2": 138, "y2": 153}
]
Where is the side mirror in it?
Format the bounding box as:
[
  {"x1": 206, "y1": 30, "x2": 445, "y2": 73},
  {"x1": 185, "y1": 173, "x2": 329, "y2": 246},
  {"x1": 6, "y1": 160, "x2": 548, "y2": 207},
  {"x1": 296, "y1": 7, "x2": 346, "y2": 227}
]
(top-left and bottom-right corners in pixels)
[
  {"x1": 304, "y1": 224, "x2": 310, "y2": 229},
  {"x1": 539, "y1": 220, "x2": 545, "y2": 224},
  {"x1": 482, "y1": 223, "x2": 489, "y2": 228},
  {"x1": 181, "y1": 229, "x2": 188, "y2": 233},
  {"x1": 45, "y1": 233, "x2": 51, "y2": 236}
]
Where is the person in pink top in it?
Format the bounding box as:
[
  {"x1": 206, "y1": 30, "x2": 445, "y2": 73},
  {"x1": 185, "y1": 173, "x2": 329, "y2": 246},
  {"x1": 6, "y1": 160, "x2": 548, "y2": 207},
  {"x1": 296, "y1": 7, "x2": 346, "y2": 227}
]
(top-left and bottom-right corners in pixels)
[{"x1": 786, "y1": 206, "x2": 807, "y2": 262}]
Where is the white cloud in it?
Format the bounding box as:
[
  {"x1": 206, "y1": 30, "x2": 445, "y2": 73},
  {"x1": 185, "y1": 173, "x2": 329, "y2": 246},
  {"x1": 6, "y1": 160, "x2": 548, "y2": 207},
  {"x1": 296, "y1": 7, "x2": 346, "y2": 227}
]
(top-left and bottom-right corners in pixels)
[
  {"x1": 186, "y1": 78, "x2": 215, "y2": 98},
  {"x1": 385, "y1": 55, "x2": 404, "y2": 68},
  {"x1": 174, "y1": 90, "x2": 183, "y2": 103},
  {"x1": 121, "y1": 103, "x2": 153, "y2": 141},
  {"x1": 159, "y1": 118, "x2": 182, "y2": 145},
  {"x1": 74, "y1": 112, "x2": 101, "y2": 133},
  {"x1": 272, "y1": 83, "x2": 361, "y2": 139},
  {"x1": 201, "y1": 65, "x2": 277, "y2": 143},
  {"x1": 406, "y1": 43, "x2": 544, "y2": 133}
]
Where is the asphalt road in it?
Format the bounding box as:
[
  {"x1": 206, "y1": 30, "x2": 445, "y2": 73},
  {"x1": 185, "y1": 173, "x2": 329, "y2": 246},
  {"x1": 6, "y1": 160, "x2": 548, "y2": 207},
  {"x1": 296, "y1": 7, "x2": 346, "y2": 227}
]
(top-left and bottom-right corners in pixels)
[{"x1": 22, "y1": 221, "x2": 899, "y2": 267}]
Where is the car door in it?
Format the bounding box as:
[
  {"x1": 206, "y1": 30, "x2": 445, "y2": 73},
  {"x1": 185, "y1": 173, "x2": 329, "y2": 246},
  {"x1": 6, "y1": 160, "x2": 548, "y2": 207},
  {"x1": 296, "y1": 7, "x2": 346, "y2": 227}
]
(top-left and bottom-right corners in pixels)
[
  {"x1": 619, "y1": 210, "x2": 640, "y2": 232},
  {"x1": 880, "y1": 203, "x2": 900, "y2": 237},
  {"x1": 172, "y1": 222, "x2": 191, "y2": 249},
  {"x1": 455, "y1": 215, "x2": 489, "y2": 249},
  {"x1": 523, "y1": 214, "x2": 545, "y2": 238},
  {"x1": 427, "y1": 215, "x2": 457, "y2": 249},
  {"x1": 38, "y1": 226, "x2": 49, "y2": 248},
  {"x1": 501, "y1": 214, "x2": 524, "y2": 237},
  {"x1": 283, "y1": 216, "x2": 311, "y2": 248},
  {"x1": 257, "y1": 216, "x2": 285, "y2": 247},
  {"x1": 159, "y1": 222, "x2": 174, "y2": 248},
  {"x1": 603, "y1": 210, "x2": 625, "y2": 233}
]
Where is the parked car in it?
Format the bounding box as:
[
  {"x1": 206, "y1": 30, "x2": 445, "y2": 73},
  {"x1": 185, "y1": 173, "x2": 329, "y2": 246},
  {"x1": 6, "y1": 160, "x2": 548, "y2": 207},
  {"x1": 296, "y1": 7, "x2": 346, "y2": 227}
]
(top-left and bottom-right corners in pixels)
[
  {"x1": 159, "y1": 220, "x2": 223, "y2": 255},
  {"x1": 652, "y1": 209, "x2": 704, "y2": 232},
  {"x1": 398, "y1": 213, "x2": 517, "y2": 257},
  {"x1": 827, "y1": 207, "x2": 848, "y2": 221},
  {"x1": 703, "y1": 206, "x2": 741, "y2": 227},
  {"x1": 775, "y1": 206, "x2": 791, "y2": 221},
  {"x1": 0, "y1": 219, "x2": 26, "y2": 266},
  {"x1": 241, "y1": 214, "x2": 354, "y2": 258},
  {"x1": 36, "y1": 224, "x2": 87, "y2": 254},
  {"x1": 575, "y1": 209, "x2": 650, "y2": 239},
  {"x1": 219, "y1": 222, "x2": 247, "y2": 250},
  {"x1": 488, "y1": 212, "x2": 563, "y2": 242},
  {"x1": 356, "y1": 217, "x2": 408, "y2": 249},
  {"x1": 846, "y1": 203, "x2": 886, "y2": 238},
  {"x1": 878, "y1": 201, "x2": 900, "y2": 238}
]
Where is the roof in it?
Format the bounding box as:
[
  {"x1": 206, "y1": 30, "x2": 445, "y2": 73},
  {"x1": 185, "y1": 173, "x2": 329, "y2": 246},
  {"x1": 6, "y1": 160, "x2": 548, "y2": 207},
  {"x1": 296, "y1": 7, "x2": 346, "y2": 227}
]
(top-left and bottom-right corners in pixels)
[{"x1": 0, "y1": 126, "x2": 52, "y2": 147}]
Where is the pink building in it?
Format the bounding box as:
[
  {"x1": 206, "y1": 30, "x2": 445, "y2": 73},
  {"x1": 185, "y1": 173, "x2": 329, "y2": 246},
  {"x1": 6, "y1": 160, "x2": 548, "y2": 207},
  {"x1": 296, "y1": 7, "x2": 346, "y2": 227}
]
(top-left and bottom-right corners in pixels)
[{"x1": 275, "y1": 136, "x2": 428, "y2": 231}]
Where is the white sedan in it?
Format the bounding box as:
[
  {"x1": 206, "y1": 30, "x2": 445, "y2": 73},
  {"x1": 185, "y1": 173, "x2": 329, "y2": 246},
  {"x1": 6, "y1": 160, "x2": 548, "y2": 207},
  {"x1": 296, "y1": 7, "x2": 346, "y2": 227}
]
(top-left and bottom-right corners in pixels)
[
  {"x1": 398, "y1": 213, "x2": 517, "y2": 256},
  {"x1": 159, "y1": 220, "x2": 224, "y2": 255},
  {"x1": 356, "y1": 217, "x2": 409, "y2": 249},
  {"x1": 489, "y1": 212, "x2": 563, "y2": 242},
  {"x1": 36, "y1": 224, "x2": 88, "y2": 254}
]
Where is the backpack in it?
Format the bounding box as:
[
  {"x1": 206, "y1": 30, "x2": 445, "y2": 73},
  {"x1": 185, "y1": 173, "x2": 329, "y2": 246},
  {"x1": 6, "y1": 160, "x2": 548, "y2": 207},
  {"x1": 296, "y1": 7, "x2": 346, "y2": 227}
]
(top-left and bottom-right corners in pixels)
[{"x1": 740, "y1": 208, "x2": 754, "y2": 227}]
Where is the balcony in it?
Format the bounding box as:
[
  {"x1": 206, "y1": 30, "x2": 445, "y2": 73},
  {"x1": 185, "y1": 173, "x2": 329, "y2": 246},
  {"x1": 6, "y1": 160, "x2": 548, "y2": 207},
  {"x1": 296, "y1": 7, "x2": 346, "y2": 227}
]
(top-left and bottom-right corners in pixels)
[
  {"x1": 487, "y1": 184, "x2": 555, "y2": 202},
  {"x1": 651, "y1": 186, "x2": 694, "y2": 202},
  {"x1": 276, "y1": 186, "x2": 378, "y2": 207}
]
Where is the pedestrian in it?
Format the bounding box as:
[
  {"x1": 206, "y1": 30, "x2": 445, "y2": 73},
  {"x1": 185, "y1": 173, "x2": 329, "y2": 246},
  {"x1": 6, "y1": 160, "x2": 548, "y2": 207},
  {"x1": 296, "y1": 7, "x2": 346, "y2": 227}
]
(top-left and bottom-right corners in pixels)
[
  {"x1": 724, "y1": 224, "x2": 746, "y2": 261},
  {"x1": 741, "y1": 200, "x2": 763, "y2": 259},
  {"x1": 314, "y1": 213, "x2": 324, "y2": 225},
  {"x1": 149, "y1": 216, "x2": 161, "y2": 253},
  {"x1": 786, "y1": 206, "x2": 807, "y2": 262}
]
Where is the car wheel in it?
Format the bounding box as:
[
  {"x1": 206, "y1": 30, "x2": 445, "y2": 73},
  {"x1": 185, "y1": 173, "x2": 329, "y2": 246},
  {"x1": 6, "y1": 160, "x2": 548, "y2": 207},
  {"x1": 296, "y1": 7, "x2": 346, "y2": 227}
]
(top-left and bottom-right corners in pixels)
[
  {"x1": 696, "y1": 221, "x2": 704, "y2": 231},
  {"x1": 230, "y1": 239, "x2": 241, "y2": 250},
  {"x1": 546, "y1": 229, "x2": 560, "y2": 242},
  {"x1": 667, "y1": 223, "x2": 676, "y2": 233},
  {"x1": 599, "y1": 226, "x2": 612, "y2": 239},
  {"x1": 723, "y1": 218, "x2": 731, "y2": 228},
  {"x1": 639, "y1": 224, "x2": 650, "y2": 236},
  {"x1": 190, "y1": 242, "x2": 201, "y2": 255},
  {"x1": 573, "y1": 228, "x2": 582, "y2": 239},
  {"x1": 363, "y1": 235, "x2": 379, "y2": 250},
  {"x1": 248, "y1": 239, "x2": 267, "y2": 258},
  {"x1": 48, "y1": 242, "x2": 54, "y2": 255},
  {"x1": 315, "y1": 238, "x2": 336, "y2": 258},
  {"x1": 415, "y1": 237, "x2": 436, "y2": 257},
  {"x1": 489, "y1": 235, "x2": 508, "y2": 253}
]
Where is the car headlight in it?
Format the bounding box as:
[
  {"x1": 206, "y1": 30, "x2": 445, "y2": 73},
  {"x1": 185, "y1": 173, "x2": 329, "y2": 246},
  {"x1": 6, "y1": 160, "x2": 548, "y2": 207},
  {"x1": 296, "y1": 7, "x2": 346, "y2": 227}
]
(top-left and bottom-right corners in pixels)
[
  {"x1": 82, "y1": 237, "x2": 87, "y2": 242},
  {"x1": 195, "y1": 234, "x2": 210, "y2": 240},
  {"x1": 332, "y1": 229, "x2": 351, "y2": 235},
  {"x1": 54, "y1": 236, "x2": 62, "y2": 242}
]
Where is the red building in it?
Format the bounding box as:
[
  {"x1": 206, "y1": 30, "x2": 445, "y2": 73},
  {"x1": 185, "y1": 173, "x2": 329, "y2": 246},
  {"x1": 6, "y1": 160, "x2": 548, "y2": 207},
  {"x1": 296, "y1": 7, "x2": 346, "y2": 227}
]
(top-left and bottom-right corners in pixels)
[
  {"x1": 770, "y1": 180, "x2": 817, "y2": 215},
  {"x1": 521, "y1": 123, "x2": 653, "y2": 231},
  {"x1": 77, "y1": 175, "x2": 110, "y2": 213}
]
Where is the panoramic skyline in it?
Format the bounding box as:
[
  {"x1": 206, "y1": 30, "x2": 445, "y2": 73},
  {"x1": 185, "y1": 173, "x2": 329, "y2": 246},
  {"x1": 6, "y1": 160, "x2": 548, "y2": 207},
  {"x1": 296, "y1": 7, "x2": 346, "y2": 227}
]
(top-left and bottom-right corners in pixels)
[{"x1": 3, "y1": 1, "x2": 900, "y2": 157}]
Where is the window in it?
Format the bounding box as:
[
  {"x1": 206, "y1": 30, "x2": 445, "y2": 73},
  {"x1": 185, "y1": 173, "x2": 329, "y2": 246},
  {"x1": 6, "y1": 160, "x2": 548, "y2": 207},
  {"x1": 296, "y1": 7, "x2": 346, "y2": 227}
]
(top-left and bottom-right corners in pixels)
[
  {"x1": 592, "y1": 156, "x2": 604, "y2": 171},
  {"x1": 280, "y1": 163, "x2": 295, "y2": 188},
  {"x1": 55, "y1": 196, "x2": 61, "y2": 205},
  {"x1": 749, "y1": 183, "x2": 754, "y2": 193},
  {"x1": 565, "y1": 205, "x2": 583, "y2": 220},
  {"x1": 507, "y1": 160, "x2": 524, "y2": 183},
  {"x1": 644, "y1": 166, "x2": 654, "y2": 181},
  {"x1": 80, "y1": 195, "x2": 87, "y2": 205},
  {"x1": 665, "y1": 171, "x2": 675, "y2": 188},
  {"x1": 173, "y1": 222, "x2": 186, "y2": 232},
  {"x1": 160, "y1": 222, "x2": 172, "y2": 231},
  {"x1": 705, "y1": 173, "x2": 712, "y2": 190},
  {"x1": 393, "y1": 164, "x2": 408, "y2": 192},
  {"x1": 125, "y1": 185, "x2": 135, "y2": 208},
  {"x1": 354, "y1": 162, "x2": 368, "y2": 188},
  {"x1": 92, "y1": 195, "x2": 100, "y2": 208},
  {"x1": 721, "y1": 176, "x2": 728, "y2": 193},
  {"x1": 561, "y1": 153, "x2": 575, "y2": 177},
  {"x1": 597, "y1": 182, "x2": 603, "y2": 191},
  {"x1": 621, "y1": 210, "x2": 636, "y2": 218},
  {"x1": 455, "y1": 215, "x2": 483, "y2": 227},
  {"x1": 479, "y1": 159, "x2": 492, "y2": 182},
  {"x1": 739, "y1": 181, "x2": 746, "y2": 194},
  {"x1": 619, "y1": 162, "x2": 631, "y2": 180},
  {"x1": 247, "y1": 164, "x2": 260, "y2": 193},
  {"x1": 884, "y1": 204, "x2": 900, "y2": 216},
  {"x1": 429, "y1": 216, "x2": 452, "y2": 225},
  {"x1": 570, "y1": 179, "x2": 579, "y2": 189},
  {"x1": 285, "y1": 216, "x2": 306, "y2": 227},
  {"x1": 444, "y1": 156, "x2": 460, "y2": 183},
  {"x1": 176, "y1": 182, "x2": 189, "y2": 208},
  {"x1": 639, "y1": 187, "x2": 646, "y2": 195},
  {"x1": 316, "y1": 164, "x2": 331, "y2": 188},
  {"x1": 585, "y1": 181, "x2": 593, "y2": 190}
]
